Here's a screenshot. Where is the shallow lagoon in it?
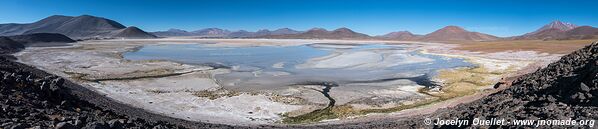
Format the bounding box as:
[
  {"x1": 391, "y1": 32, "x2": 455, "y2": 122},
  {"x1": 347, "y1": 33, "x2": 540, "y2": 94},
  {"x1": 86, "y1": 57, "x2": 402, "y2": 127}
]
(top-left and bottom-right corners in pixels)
[{"x1": 124, "y1": 43, "x2": 473, "y2": 90}]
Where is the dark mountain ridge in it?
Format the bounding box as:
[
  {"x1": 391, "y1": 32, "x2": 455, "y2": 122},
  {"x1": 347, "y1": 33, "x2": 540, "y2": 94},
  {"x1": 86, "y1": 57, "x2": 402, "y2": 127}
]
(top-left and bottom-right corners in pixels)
[
  {"x1": 0, "y1": 33, "x2": 75, "y2": 54},
  {"x1": 113, "y1": 27, "x2": 157, "y2": 39},
  {"x1": 0, "y1": 15, "x2": 155, "y2": 39}
]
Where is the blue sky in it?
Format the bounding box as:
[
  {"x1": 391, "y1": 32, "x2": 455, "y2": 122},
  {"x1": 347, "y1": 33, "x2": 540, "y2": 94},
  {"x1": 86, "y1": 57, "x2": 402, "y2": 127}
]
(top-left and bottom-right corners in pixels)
[{"x1": 0, "y1": 0, "x2": 596, "y2": 37}]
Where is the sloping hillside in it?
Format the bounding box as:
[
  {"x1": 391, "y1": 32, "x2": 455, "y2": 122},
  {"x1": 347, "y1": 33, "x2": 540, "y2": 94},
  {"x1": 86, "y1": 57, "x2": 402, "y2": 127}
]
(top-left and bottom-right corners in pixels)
[
  {"x1": 420, "y1": 26, "x2": 499, "y2": 41},
  {"x1": 263, "y1": 28, "x2": 371, "y2": 39},
  {"x1": 0, "y1": 15, "x2": 156, "y2": 39}
]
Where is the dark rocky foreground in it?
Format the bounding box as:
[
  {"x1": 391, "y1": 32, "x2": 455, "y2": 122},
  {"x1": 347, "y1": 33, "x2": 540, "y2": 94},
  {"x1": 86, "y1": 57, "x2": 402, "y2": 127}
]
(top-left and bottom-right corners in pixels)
[
  {"x1": 1, "y1": 40, "x2": 597, "y2": 129},
  {"x1": 0, "y1": 33, "x2": 250, "y2": 128},
  {"x1": 0, "y1": 57, "x2": 252, "y2": 129}
]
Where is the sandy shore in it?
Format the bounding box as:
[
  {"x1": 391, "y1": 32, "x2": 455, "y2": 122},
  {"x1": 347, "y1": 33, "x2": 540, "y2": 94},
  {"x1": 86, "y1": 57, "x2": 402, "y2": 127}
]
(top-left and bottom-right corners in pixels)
[{"x1": 13, "y1": 38, "x2": 560, "y2": 125}]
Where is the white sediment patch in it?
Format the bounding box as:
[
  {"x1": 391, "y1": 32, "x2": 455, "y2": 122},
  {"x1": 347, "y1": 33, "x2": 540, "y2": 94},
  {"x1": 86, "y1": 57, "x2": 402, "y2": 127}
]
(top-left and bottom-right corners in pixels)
[
  {"x1": 296, "y1": 49, "x2": 433, "y2": 70},
  {"x1": 272, "y1": 62, "x2": 285, "y2": 68},
  {"x1": 308, "y1": 43, "x2": 360, "y2": 49},
  {"x1": 14, "y1": 40, "x2": 307, "y2": 125},
  {"x1": 92, "y1": 82, "x2": 303, "y2": 124},
  {"x1": 100, "y1": 72, "x2": 219, "y2": 92},
  {"x1": 299, "y1": 51, "x2": 381, "y2": 69}
]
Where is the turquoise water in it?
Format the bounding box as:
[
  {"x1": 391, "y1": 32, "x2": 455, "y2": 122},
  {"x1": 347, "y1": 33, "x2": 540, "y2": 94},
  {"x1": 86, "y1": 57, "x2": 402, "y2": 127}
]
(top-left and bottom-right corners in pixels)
[
  {"x1": 124, "y1": 44, "x2": 330, "y2": 71},
  {"x1": 124, "y1": 43, "x2": 473, "y2": 90}
]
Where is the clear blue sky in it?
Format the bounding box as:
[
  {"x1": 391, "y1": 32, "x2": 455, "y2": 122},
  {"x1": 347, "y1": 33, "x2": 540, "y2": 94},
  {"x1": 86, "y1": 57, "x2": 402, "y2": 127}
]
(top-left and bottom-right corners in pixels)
[{"x1": 1, "y1": 0, "x2": 596, "y2": 37}]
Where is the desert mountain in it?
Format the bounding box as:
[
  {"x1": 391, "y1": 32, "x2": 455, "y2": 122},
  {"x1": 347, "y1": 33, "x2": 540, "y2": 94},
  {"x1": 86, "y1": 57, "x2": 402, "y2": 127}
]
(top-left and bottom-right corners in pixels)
[
  {"x1": 214, "y1": 28, "x2": 301, "y2": 38},
  {"x1": 0, "y1": 15, "x2": 156, "y2": 39},
  {"x1": 270, "y1": 28, "x2": 302, "y2": 35},
  {"x1": 192, "y1": 28, "x2": 231, "y2": 37},
  {"x1": 513, "y1": 28, "x2": 567, "y2": 40},
  {"x1": 226, "y1": 30, "x2": 255, "y2": 38},
  {"x1": 152, "y1": 28, "x2": 301, "y2": 38},
  {"x1": 301, "y1": 28, "x2": 329, "y2": 36},
  {"x1": 566, "y1": 26, "x2": 598, "y2": 36},
  {"x1": 529, "y1": 20, "x2": 578, "y2": 35},
  {"x1": 151, "y1": 28, "x2": 231, "y2": 37},
  {"x1": 262, "y1": 27, "x2": 371, "y2": 39},
  {"x1": 151, "y1": 29, "x2": 196, "y2": 37},
  {"x1": 112, "y1": 27, "x2": 157, "y2": 39},
  {"x1": 420, "y1": 26, "x2": 499, "y2": 41},
  {"x1": 249, "y1": 28, "x2": 303, "y2": 37},
  {"x1": 378, "y1": 31, "x2": 421, "y2": 40},
  {"x1": 558, "y1": 26, "x2": 598, "y2": 40},
  {"x1": 513, "y1": 21, "x2": 597, "y2": 40}
]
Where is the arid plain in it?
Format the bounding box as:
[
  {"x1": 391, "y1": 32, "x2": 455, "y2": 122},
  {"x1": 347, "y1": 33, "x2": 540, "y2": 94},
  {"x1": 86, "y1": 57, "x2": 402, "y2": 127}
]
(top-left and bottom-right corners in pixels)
[{"x1": 13, "y1": 38, "x2": 575, "y2": 125}]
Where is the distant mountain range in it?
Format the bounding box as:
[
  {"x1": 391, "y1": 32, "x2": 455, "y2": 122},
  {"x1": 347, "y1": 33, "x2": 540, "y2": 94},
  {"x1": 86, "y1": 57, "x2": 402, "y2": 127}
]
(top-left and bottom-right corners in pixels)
[
  {"x1": 0, "y1": 15, "x2": 156, "y2": 39},
  {"x1": 153, "y1": 21, "x2": 598, "y2": 41},
  {"x1": 0, "y1": 15, "x2": 596, "y2": 41},
  {"x1": 151, "y1": 28, "x2": 302, "y2": 38},
  {"x1": 376, "y1": 26, "x2": 498, "y2": 41},
  {"x1": 377, "y1": 31, "x2": 421, "y2": 40},
  {"x1": 153, "y1": 20, "x2": 596, "y2": 41},
  {"x1": 258, "y1": 27, "x2": 371, "y2": 39},
  {"x1": 377, "y1": 21, "x2": 596, "y2": 41}
]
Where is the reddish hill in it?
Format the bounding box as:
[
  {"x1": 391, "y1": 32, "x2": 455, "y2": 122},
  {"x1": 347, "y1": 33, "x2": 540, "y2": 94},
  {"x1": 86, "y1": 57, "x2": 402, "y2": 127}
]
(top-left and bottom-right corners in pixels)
[
  {"x1": 378, "y1": 31, "x2": 421, "y2": 40},
  {"x1": 262, "y1": 27, "x2": 371, "y2": 39},
  {"x1": 528, "y1": 20, "x2": 577, "y2": 35},
  {"x1": 513, "y1": 28, "x2": 567, "y2": 40},
  {"x1": 420, "y1": 26, "x2": 499, "y2": 41},
  {"x1": 565, "y1": 26, "x2": 598, "y2": 38},
  {"x1": 0, "y1": 15, "x2": 156, "y2": 39},
  {"x1": 513, "y1": 21, "x2": 597, "y2": 40}
]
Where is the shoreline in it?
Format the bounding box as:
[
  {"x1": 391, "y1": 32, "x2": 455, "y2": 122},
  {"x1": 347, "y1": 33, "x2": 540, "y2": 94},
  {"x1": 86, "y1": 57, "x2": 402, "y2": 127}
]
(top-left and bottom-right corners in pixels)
[
  {"x1": 9, "y1": 40, "x2": 564, "y2": 125},
  {"x1": 313, "y1": 44, "x2": 558, "y2": 125}
]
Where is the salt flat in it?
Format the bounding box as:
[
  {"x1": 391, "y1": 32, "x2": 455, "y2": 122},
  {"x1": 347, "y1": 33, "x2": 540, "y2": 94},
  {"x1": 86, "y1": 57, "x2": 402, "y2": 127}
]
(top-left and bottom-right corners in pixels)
[{"x1": 13, "y1": 38, "x2": 559, "y2": 125}]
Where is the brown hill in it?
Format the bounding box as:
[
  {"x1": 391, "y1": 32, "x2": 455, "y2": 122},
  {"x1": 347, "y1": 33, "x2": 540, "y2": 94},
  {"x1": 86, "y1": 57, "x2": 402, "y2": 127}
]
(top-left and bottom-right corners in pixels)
[
  {"x1": 567, "y1": 26, "x2": 598, "y2": 35},
  {"x1": 262, "y1": 27, "x2": 371, "y2": 39},
  {"x1": 378, "y1": 31, "x2": 420, "y2": 40},
  {"x1": 513, "y1": 21, "x2": 598, "y2": 40},
  {"x1": 527, "y1": 20, "x2": 578, "y2": 36},
  {"x1": 513, "y1": 28, "x2": 567, "y2": 40},
  {"x1": 420, "y1": 26, "x2": 499, "y2": 41},
  {"x1": 0, "y1": 15, "x2": 155, "y2": 39},
  {"x1": 561, "y1": 26, "x2": 598, "y2": 40}
]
